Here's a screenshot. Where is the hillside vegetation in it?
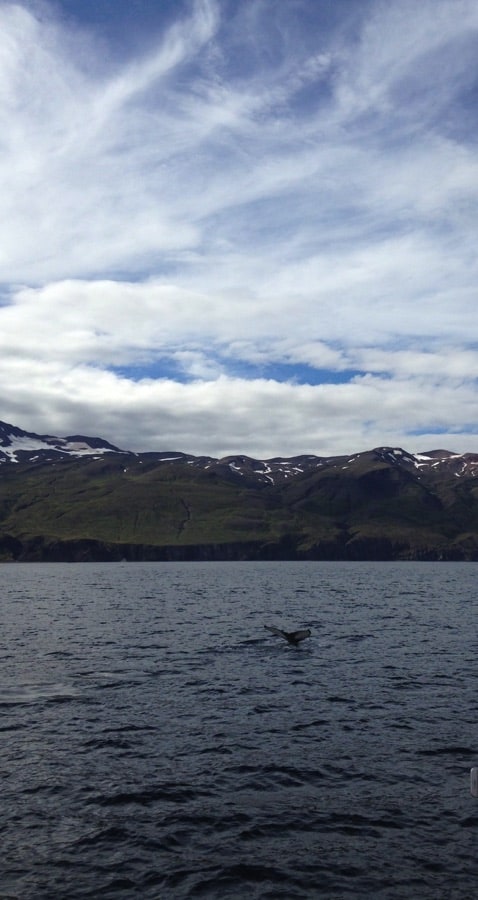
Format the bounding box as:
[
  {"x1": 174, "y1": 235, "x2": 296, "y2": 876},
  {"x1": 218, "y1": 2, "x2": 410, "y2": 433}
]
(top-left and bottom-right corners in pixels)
[{"x1": 1, "y1": 449, "x2": 478, "y2": 561}]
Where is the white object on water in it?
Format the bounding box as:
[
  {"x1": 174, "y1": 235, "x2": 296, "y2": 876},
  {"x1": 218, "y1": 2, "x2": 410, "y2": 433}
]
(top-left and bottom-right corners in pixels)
[{"x1": 470, "y1": 768, "x2": 478, "y2": 797}]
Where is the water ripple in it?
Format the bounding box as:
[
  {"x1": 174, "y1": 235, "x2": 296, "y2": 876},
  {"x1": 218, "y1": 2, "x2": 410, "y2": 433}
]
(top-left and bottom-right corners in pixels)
[{"x1": 2, "y1": 560, "x2": 478, "y2": 898}]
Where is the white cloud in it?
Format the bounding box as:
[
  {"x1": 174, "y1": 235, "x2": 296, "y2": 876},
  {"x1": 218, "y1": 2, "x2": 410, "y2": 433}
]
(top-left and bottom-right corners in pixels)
[
  {"x1": 0, "y1": 354, "x2": 476, "y2": 457},
  {"x1": 0, "y1": 0, "x2": 477, "y2": 455}
]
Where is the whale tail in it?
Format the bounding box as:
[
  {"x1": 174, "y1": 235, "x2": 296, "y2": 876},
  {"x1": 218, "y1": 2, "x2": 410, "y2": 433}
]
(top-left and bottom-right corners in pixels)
[{"x1": 264, "y1": 625, "x2": 311, "y2": 645}]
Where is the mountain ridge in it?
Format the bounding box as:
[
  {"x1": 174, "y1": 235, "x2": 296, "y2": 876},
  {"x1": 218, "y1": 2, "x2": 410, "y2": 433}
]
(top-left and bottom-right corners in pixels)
[
  {"x1": 1, "y1": 418, "x2": 477, "y2": 483},
  {"x1": 1, "y1": 419, "x2": 478, "y2": 562}
]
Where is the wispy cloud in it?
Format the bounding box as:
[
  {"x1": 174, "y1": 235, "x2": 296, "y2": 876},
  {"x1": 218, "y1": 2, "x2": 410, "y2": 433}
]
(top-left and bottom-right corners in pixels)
[{"x1": 0, "y1": 0, "x2": 477, "y2": 455}]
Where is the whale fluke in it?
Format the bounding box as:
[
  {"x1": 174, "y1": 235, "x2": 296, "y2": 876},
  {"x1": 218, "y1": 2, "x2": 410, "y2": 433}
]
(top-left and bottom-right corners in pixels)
[{"x1": 264, "y1": 624, "x2": 311, "y2": 645}]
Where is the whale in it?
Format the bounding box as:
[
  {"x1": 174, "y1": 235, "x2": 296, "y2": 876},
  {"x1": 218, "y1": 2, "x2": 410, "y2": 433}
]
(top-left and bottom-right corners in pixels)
[{"x1": 264, "y1": 624, "x2": 311, "y2": 645}]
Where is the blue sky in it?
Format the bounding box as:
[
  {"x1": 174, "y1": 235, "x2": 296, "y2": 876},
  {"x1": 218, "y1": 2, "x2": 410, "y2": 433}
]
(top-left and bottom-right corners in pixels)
[{"x1": 0, "y1": 0, "x2": 477, "y2": 456}]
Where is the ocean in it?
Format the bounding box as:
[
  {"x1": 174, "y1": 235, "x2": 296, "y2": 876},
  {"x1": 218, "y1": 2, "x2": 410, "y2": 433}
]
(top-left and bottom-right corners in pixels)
[{"x1": 2, "y1": 561, "x2": 478, "y2": 899}]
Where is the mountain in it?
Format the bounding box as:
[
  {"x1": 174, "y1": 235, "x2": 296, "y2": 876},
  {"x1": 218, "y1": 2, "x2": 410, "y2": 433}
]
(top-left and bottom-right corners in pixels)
[
  {"x1": 0, "y1": 420, "x2": 124, "y2": 463},
  {"x1": 1, "y1": 419, "x2": 478, "y2": 562}
]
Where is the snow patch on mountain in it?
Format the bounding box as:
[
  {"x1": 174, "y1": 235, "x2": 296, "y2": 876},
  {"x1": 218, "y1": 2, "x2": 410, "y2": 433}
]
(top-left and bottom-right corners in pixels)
[
  {"x1": 0, "y1": 421, "x2": 124, "y2": 464},
  {"x1": 1, "y1": 420, "x2": 478, "y2": 483}
]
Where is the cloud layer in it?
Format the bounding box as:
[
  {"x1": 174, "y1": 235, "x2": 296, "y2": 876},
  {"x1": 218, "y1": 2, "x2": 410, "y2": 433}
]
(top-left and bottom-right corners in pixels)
[{"x1": 1, "y1": 0, "x2": 477, "y2": 456}]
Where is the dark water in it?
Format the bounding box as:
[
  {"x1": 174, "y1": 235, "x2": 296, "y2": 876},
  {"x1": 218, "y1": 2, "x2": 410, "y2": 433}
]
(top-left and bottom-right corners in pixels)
[{"x1": 2, "y1": 561, "x2": 478, "y2": 899}]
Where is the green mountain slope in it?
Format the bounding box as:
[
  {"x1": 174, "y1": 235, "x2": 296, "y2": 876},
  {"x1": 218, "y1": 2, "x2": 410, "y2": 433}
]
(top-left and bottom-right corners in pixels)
[{"x1": 1, "y1": 449, "x2": 478, "y2": 561}]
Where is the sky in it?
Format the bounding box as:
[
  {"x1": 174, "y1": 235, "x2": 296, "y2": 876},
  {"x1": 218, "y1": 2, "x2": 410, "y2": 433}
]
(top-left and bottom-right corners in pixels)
[{"x1": 1, "y1": 0, "x2": 477, "y2": 458}]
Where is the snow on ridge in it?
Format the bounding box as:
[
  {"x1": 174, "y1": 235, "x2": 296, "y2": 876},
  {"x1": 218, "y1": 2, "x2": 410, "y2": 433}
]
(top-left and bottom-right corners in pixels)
[
  {"x1": 1, "y1": 435, "x2": 59, "y2": 462},
  {"x1": 0, "y1": 433, "x2": 116, "y2": 461},
  {"x1": 3, "y1": 435, "x2": 56, "y2": 454}
]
